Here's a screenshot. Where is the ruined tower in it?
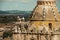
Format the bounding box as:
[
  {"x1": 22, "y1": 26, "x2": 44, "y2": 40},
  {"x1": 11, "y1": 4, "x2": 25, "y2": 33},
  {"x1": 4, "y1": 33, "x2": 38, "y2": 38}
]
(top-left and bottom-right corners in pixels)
[{"x1": 30, "y1": 0, "x2": 60, "y2": 31}]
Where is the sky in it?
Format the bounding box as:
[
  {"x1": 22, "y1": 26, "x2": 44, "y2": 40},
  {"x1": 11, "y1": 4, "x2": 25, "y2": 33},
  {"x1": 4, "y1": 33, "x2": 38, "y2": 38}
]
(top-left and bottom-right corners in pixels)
[{"x1": 0, "y1": 0, "x2": 60, "y2": 11}]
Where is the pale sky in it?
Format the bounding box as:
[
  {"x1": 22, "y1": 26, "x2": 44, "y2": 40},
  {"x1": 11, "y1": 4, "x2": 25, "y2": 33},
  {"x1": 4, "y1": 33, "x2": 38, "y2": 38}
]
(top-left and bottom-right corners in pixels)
[{"x1": 0, "y1": 0, "x2": 60, "y2": 11}]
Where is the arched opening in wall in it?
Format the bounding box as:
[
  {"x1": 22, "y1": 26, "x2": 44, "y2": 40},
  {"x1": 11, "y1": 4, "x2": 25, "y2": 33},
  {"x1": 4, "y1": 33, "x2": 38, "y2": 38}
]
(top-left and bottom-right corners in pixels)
[
  {"x1": 31, "y1": 39, "x2": 35, "y2": 40},
  {"x1": 42, "y1": 2, "x2": 44, "y2": 5},
  {"x1": 30, "y1": 29, "x2": 34, "y2": 32},
  {"x1": 48, "y1": 23, "x2": 52, "y2": 30},
  {"x1": 39, "y1": 2, "x2": 42, "y2": 5},
  {"x1": 30, "y1": 37, "x2": 35, "y2": 40},
  {"x1": 46, "y1": 2, "x2": 48, "y2": 5}
]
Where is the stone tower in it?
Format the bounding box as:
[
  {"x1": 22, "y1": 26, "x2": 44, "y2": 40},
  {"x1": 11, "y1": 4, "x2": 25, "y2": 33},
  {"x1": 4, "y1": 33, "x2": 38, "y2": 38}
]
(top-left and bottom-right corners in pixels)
[{"x1": 30, "y1": 0, "x2": 60, "y2": 31}]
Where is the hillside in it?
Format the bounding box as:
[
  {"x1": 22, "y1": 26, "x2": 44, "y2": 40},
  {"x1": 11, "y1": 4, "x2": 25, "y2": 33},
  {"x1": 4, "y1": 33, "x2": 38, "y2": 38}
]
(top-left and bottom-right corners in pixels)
[{"x1": 0, "y1": 10, "x2": 32, "y2": 23}]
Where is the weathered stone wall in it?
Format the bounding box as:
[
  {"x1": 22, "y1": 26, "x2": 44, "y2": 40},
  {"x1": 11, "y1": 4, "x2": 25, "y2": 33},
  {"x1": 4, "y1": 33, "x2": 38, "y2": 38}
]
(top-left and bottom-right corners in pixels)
[{"x1": 12, "y1": 32, "x2": 60, "y2": 40}]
